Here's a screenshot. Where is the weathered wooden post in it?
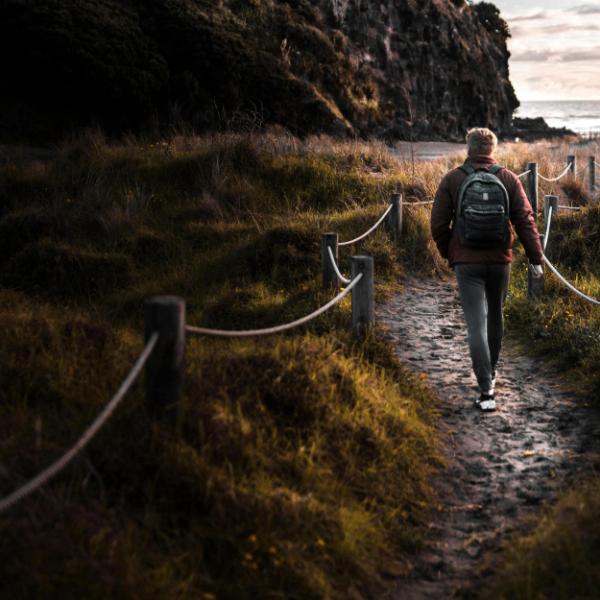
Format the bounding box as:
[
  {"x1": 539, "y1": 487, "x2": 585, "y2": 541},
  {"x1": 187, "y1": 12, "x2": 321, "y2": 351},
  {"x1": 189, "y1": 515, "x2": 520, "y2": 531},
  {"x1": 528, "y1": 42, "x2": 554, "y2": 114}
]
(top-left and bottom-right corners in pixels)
[
  {"x1": 386, "y1": 192, "x2": 403, "y2": 242},
  {"x1": 144, "y1": 296, "x2": 185, "y2": 426},
  {"x1": 589, "y1": 156, "x2": 596, "y2": 197},
  {"x1": 527, "y1": 162, "x2": 538, "y2": 218},
  {"x1": 351, "y1": 256, "x2": 374, "y2": 336},
  {"x1": 321, "y1": 232, "x2": 339, "y2": 290},
  {"x1": 567, "y1": 154, "x2": 576, "y2": 176}
]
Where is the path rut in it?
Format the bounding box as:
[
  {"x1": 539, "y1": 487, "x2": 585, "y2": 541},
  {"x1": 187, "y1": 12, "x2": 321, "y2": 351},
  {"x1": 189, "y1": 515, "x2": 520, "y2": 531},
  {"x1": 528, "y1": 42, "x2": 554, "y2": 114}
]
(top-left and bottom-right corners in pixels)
[{"x1": 378, "y1": 277, "x2": 600, "y2": 599}]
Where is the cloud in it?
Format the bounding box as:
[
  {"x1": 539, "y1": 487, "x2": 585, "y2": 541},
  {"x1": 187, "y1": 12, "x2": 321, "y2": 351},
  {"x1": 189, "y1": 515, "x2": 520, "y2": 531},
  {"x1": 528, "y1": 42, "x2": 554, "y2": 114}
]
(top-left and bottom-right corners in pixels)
[
  {"x1": 570, "y1": 3, "x2": 600, "y2": 14},
  {"x1": 512, "y1": 23, "x2": 600, "y2": 35},
  {"x1": 512, "y1": 46, "x2": 600, "y2": 64},
  {"x1": 498, "y1": 1, "x2": 600, "y2": 100},
  {"x1": 560, "y1": 48, "x2": 600, "y2": 62},
  {"x1": 508, "y1": 10, "x2": 548, "y2": 22},
  {"x1": 511, "y1": 49, "x2": 553, "y2": 62}
]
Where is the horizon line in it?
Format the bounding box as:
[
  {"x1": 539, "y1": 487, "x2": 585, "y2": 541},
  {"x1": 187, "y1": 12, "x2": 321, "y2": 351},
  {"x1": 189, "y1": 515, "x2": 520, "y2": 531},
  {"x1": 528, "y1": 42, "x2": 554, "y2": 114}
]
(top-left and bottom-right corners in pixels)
[{"x1": 518, "y1": 98, "x2": 600, "y2": 102}]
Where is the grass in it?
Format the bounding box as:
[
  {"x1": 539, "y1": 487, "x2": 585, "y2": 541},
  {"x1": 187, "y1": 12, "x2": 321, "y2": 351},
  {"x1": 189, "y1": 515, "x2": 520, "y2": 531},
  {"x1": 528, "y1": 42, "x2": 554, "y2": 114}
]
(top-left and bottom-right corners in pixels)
[
  {"x1": 505, "y1": 204, "x2": 600, "y2": 398},
  {"x1": 0, "y1": 130, "x2": 446, "y2": 598},
  {"x1": 482, "y1": 477, "x2": 600, "y2": 600},
  {"x1": 486, "y1": 137, "x2": 600, "y2": 598},
  {"x1": 2, "y1": 130, "x2": 599, "y2": 597}
]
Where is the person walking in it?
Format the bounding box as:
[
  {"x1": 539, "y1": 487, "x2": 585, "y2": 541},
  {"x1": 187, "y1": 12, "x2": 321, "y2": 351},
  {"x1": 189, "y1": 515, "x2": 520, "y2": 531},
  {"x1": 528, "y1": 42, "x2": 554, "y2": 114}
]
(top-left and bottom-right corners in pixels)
[{"x1": 431, "y1": 128, "x2": 543, "y2": 411}]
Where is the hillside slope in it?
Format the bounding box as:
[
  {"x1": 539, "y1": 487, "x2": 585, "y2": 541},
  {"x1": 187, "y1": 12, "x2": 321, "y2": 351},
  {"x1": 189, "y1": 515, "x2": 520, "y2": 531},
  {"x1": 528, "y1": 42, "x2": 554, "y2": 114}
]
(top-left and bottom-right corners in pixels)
[{"x1": 0, "y1": 0, "x2": 517, "y2": 141}]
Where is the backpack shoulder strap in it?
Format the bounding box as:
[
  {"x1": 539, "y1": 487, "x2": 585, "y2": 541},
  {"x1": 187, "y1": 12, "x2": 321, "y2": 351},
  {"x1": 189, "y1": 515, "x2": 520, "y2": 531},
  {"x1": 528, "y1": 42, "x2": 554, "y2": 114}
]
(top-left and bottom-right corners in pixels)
[
  {"x1": 488, "y1": 164, "x2": 504, "y2": 175},
  {"x1": 459, "y1": 164, "x2": 475, "y2": 176}
]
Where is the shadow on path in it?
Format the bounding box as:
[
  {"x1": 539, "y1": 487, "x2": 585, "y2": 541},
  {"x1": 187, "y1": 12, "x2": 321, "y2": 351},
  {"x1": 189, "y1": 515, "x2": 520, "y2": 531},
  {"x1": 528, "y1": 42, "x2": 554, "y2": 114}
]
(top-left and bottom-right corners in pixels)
[{"x1": 378, "y1": 277, "x2": 600, "y2": 599}]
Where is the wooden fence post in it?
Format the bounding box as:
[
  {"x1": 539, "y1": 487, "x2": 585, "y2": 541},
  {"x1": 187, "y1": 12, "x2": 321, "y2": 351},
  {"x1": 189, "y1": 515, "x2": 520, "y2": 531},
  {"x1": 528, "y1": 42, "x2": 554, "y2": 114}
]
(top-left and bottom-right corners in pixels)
[
  {"x1": 567, "y1": 154, "x2": 576, "y2": 176},
  {"x1": 351, "y1": 256, "x2": 374, "y2": 336},
  {"x1": 527, "y1": 162, "x2": 538, "y2": 218},
  {"x1": 321, "y1": 232, "x2": 339, "y2": 290},
  {"x1": 589, "y1": 156, "x2": 596, "y2": 197},
  {"x1": 386, "y1": 192, "x2": 403, "y2": 242},
  {"x1": 144, "y1": 296, "x2": 185, "y2": 427}
]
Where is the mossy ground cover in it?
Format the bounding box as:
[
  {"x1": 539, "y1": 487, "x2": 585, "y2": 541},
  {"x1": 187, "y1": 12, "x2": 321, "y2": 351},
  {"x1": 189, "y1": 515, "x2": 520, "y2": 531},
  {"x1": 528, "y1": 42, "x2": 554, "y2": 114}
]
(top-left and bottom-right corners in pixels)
[{"x1": 0, "y1": 132, "x2": 448, "y2": 598}]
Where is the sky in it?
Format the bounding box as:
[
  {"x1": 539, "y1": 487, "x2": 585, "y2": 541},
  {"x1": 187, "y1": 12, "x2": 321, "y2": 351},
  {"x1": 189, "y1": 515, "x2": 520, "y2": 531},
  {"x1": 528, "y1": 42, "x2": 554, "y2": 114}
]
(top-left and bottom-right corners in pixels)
[{"x1": 485, "y1": 1, "x2": 600, "y2": 101}]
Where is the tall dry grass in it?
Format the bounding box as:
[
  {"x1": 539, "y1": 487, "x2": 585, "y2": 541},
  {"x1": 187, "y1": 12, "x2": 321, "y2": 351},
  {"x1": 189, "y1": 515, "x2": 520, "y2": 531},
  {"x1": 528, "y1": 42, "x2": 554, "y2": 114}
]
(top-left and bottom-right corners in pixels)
[
  {"x1": 1, "y1": 130, "x2": 599, "y2": 598},
  {"x1": 0, "y1": 130, "x2": 444, "y2": 599}
]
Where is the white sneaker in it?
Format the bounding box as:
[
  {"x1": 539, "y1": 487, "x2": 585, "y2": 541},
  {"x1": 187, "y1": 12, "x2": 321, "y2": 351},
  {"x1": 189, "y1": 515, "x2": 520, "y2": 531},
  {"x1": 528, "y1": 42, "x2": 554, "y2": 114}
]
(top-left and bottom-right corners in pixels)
[{"x1": 476, "y1": 393, "x2": 496, "y2": 412}]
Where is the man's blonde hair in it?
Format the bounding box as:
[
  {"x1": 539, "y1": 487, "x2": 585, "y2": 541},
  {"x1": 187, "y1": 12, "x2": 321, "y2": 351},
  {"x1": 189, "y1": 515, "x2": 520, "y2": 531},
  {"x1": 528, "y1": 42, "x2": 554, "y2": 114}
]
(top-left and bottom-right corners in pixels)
[{"x1": 466, "y1": 127, "x2": 498, "y2": 156}]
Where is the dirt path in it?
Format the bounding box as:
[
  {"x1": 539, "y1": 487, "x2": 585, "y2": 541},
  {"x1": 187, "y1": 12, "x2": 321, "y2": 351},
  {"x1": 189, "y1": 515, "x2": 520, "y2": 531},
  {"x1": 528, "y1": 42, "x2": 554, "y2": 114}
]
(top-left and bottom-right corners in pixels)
[
  {"x1": 377, "y1": 277, "x2": 600, "y2": 599},
  {"x1": 393, "y1": 141, "x2": 466, "y2": 161}
]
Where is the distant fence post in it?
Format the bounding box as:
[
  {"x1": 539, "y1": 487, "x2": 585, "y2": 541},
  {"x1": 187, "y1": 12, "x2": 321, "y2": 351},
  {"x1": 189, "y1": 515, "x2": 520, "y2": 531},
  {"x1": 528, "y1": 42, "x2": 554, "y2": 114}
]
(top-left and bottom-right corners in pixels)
[
  {"x1": 589, "y1": 156, "x2": 596, "y2": 198},
  {"x1": 567, "y1": 154, "x2": 576, "y2": 176},
  {"x1": 321, "y1": 232, "x2": 339, "y2": 290},
  {"x1": 144, "y1": 296, "x2": 185, "y2": 427},
  {"x1": 386, "y1": 192, "x2": 403, "y2": 242},
  {"x1": 527, "y1": 162, "x2": 538, "y2": 217},
  {"x1": 351, "y1": 256, "x2": 374, "y2": 336}
]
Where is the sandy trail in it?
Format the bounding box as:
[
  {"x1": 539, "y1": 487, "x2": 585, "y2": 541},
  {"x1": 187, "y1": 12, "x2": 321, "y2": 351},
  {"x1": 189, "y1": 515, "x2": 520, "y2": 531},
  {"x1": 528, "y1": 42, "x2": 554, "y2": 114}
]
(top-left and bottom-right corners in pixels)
[
  {"x1": 393, "y1": 142, "x2": 466, "y2": 162},
  {"x1": 378, "y1": 277, "x2": 600, "y2": 599}
]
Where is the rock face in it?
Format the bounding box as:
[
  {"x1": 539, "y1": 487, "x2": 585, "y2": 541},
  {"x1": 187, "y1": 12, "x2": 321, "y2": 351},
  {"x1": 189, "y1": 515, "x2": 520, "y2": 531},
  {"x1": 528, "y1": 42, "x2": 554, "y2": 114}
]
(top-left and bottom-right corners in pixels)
[
  {"x1": 323, "y1": 0, "x2": 518, "y2": 140},
  {"x1": 0, "y1": 0, "x2": 518, "y2": 141},
  {"x1": 510, "y1": 117, "x2": 576, "y2": 141}
]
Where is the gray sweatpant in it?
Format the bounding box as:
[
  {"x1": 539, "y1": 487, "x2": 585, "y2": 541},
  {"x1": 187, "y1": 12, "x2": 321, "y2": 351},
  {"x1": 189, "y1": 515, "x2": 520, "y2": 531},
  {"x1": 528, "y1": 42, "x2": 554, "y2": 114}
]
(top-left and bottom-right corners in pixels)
[{"x1": 454, "y1": 264, "x2": 511, "y2": 394}]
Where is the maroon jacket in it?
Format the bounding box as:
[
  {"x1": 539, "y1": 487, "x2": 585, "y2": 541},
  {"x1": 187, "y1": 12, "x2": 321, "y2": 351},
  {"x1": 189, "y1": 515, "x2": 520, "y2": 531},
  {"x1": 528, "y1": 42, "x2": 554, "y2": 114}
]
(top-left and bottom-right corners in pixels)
[{"x1": 431, "y1": 154, "x2": 543, "y2": 266}]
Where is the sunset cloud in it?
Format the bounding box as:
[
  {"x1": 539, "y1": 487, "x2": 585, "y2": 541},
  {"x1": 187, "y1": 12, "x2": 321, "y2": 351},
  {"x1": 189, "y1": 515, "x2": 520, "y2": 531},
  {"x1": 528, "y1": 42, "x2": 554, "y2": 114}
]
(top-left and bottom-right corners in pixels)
[{"x1": 487, "y1": 1, "x2": 600, "y2": 100}]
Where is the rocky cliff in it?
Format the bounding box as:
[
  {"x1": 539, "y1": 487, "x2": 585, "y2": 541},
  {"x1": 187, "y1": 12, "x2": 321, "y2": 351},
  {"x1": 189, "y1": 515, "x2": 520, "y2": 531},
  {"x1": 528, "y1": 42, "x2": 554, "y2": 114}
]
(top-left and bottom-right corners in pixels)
[{"x1": 0, "y1": 0, "x2": 518, "y2": 141}]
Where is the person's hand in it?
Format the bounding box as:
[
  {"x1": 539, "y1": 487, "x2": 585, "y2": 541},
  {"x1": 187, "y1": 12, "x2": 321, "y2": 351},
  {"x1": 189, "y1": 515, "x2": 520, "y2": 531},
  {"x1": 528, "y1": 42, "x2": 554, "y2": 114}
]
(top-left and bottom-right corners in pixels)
[{"x1": 530, "y1": 264, "x2": 543, "y2": 279}]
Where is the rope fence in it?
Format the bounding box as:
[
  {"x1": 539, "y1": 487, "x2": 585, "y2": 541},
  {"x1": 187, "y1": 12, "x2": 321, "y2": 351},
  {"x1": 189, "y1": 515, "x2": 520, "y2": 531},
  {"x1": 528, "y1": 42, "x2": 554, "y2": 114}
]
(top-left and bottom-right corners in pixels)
[
  {"x1": 0, "y1": 333, "x2": 159, "y2": 514},
  {"x1": 543, "y1": 256, "x2": 600, "y2": 306},
  {"x1": 1, "y1": 189, "x2": 401, "y2": 511},
  {"x1": 543, "y1": 205, "x2": 553, "y2": 252},
  {"x1": 538, "y1": 162, "x2": 573, "y2": 182},
  {"x1": 186, "y1": 274, "x2": 362, "y2": 338},
  {"x1": 327, "y1": 245, "x2": 351, "y2": 285},
  {"x1": 3, "y1": 151, "x2": 598, "y2": 514},
  {"x1": 338, "y1": 203, "x2": 393, "y2": 246},
  {"x1": 535, "y1": 200, "x2": 600, "y2": 305},
  {"x1": 404, "y1": 200, "x2": 435, "y2": 206}
]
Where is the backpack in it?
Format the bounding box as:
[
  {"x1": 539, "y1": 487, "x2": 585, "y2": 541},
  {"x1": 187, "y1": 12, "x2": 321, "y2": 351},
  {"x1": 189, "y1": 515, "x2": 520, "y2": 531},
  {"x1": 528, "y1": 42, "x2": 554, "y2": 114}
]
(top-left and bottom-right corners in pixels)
[{"x1": 455, "y1": 164, "x2": 510, "y2": 248}]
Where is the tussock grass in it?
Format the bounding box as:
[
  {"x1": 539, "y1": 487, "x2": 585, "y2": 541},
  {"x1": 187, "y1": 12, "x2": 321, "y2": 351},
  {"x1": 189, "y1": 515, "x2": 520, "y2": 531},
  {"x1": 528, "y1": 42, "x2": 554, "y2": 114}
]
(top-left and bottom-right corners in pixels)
[{"x1": 0, "y1": 131, "x2": 444, "y2": 598}]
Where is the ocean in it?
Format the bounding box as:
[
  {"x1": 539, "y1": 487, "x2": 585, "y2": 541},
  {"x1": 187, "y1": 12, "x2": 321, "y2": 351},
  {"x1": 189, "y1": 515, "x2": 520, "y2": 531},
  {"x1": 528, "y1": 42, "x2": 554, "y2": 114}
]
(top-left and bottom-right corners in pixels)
[{"x1": 515, "y1": 100, "x2": 600, "y2": 134}]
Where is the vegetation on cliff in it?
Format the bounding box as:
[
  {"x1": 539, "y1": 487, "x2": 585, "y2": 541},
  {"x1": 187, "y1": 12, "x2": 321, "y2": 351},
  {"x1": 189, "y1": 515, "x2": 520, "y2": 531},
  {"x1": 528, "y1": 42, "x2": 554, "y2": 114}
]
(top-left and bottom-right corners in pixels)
[{"x1": 0, "y1": 0, "x2": 516, "y2": 142}]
